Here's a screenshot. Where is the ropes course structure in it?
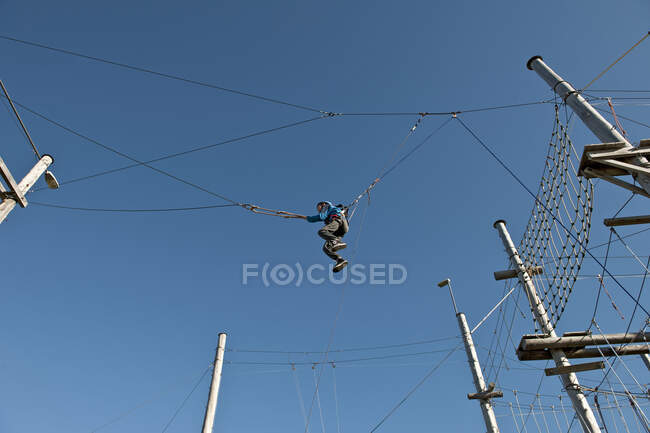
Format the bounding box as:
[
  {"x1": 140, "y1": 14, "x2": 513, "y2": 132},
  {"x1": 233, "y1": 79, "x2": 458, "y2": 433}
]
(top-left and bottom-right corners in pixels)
[{"x1": 518, "y1": 106, "x2": 594, "y2": 328}]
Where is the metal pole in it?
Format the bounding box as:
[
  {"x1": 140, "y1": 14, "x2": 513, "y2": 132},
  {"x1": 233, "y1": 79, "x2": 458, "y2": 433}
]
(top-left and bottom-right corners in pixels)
[
  {"x1": 201, "y1": 332, "x2": 227, "y2": 433},
  {"x1": 0, "y1": 154, "x2": 53, "y2": 224},
  {"x1": 439, "y1": 279, "x2": 500, "y2": 433},
  {"x1": 493, "y1": 220, "x2": 601, "y2": 433},
  {"x1": 458, "y1": 312, "x2": 501, "y2": 433},
  {"x1": 527, "y1": 56, "x2": 650, "y2": 195}
]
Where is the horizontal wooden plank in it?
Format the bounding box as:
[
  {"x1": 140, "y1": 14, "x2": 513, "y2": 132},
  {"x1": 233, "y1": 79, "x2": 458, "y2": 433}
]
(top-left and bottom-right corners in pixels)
[
  {"x1": 545, "y1": 361, "x2": 604, "y2": 376},
  {"x1": 604, "y1": 215, "x2": 650, "y2": 227}
]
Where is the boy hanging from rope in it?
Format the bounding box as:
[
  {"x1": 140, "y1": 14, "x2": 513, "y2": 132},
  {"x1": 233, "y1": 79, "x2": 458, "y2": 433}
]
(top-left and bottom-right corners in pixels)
[{"x1": 285, "y1": 201, "x2": 349, "y2": 272}]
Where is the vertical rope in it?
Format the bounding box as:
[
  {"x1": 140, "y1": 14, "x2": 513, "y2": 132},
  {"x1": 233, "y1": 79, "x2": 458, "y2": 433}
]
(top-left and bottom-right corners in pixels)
[
  {"x1": 311, "y1": 365, "x2": 327, "y2": 433},
  {"x1": 537, "y1": 395, "x2": 552, "y2": 433},
  {"x1": 530, "y1": 402, "x2": 544, "y2": 433},
  {"x1": 607, "y1": 378, "x2": 632, "y2": 433},
  {"x1": 292, "y1": 364, "x2": 310, "y2": 432},
  {"x1": 331, "y1": 363, "x2": 342, "y2": 433},
  {"x1": 604, "y1": 393, "x2": 621, "y2": 433},
  {"x1": 551, "y1": 404, "x2": 564, "y2": 433},
  {"x1": 511, "y1": 402, "x2": 523, "y2": 432},
  {"x1": 514, "y1": 390, "x2": 529, "y2": 433},
  {"x1": 595, "y1": 393, "x2": 610, "y2": 433}
]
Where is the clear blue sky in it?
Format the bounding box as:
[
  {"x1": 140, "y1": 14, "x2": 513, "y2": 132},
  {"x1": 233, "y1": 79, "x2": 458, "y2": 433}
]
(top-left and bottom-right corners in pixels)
[{"x1": 1, "y1": 1, "x2": 649, "y2": 432}]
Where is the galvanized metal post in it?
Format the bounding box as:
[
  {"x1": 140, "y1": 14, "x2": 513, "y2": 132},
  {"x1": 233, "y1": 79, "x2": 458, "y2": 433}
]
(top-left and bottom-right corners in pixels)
[
  {"x1": 493, "y1": 220, "x2": 601, "y2": 433},
  {"x1": 201, "y1": 333, "x2": 227, "y2": 433},
  {"x1": 527, "y1": 56, "x2": 650, "y2": 195},
  {"x1": 439, "y1": 279, "x2": 500, "y2": 433}
]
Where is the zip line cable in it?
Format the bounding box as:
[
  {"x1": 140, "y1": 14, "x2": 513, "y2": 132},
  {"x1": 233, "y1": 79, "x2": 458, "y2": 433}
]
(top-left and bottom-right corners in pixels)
[
  {"x1": 454, "y1": 115, "x2": 650, "y2": 319},
  {"x1": 336, "y1": 99, "x2": 554, "y2": 117},
  {"x1": 0, "y1": 35, "x2": 327, "y2": 114}
]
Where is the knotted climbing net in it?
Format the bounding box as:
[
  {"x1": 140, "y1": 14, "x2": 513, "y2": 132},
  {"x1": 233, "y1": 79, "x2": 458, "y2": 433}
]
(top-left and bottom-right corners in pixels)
[{"x1": 519, "y1": 106, "x2": 594, "y2": 328}]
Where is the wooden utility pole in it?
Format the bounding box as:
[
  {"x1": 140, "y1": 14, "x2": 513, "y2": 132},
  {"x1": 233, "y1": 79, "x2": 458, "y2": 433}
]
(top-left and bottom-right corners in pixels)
[
  {"x1": 201, "y1": 332, "x2": 227, "y2": 433},
  {"x1": 438, "y1": 278, "x2": 501, "y2": 433},
  {"x1": 494, "y1": 220, "x2": 602, "y2": 433}
]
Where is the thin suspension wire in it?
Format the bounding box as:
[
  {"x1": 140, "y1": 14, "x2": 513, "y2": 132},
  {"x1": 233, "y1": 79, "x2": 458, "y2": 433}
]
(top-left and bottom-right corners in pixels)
[
  {"x1": 311, "y1": 365, "x2": 327, "y2": 433},
  {"x1": 589, "y1": 230, "x2": 614, "y2": 330},
  {"x1": 0, "y1": 35, "x2": 327, "y2": 114},
  {"x1": 590, "y1": 228, "x2": 650, "y2": 251},
  {"x1": 27, "y1": 113, "x2": 328, "y2": 191},
  {"x1": 291, "y1": 364, "x2": 311, "y2": 433},
  {"x1": 348, "y1": 116, "x2": 452, "y2": 210},
  {"x1": 593, "y1": 106, "x2": 650, "y2": 130},
  {"x1": 581, "y1": 31, "x2": 650, "y2": 92},
  {"x1": 0, "y1": 80, "x2": 41, "y2": 159},
  {"x1": 226, "y1": 348, "x2": 459, "y2": 366},
  {"x1": 30, "y1": 201, "x2": 239, "y2": 213},
  {"x1": 83, "y1": 365, "x2": 213, "y2": 433},
  {"x1": 368, "y1": 345, "x2": 461, "y2": 433},
  {"x1": 592, "y1": 321, "x2": 647, "y2": 394},
  {"x1": 331, "y1": 364, "x2": 342, "y2": 433},
  {"x1": 336, "y1": 99, "x2": 554, "y2": 117},
  {"x1": 227, "y1": 335, "x2": 458, "y2": 354},
  {"x1": 4, "y1": 98, "x2": 241, "y2": 205},
  {"x1": 0, "y1": 36, "x2": 559, "y2": 118},
  {"x1": 515, "y1": 390, "x2": 530, "y2": 433},
  {"x1": 160, "y1": 364, "x2": 211, "y2": 433},
  {"x1": 538, "y1": 394, "x2": 552, "y2": 433}
]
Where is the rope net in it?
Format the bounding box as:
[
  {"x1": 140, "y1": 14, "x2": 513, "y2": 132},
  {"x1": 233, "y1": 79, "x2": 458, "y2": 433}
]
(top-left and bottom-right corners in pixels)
[{"x1": 519, "y1": 106, "x2": 594, "y2": 329}]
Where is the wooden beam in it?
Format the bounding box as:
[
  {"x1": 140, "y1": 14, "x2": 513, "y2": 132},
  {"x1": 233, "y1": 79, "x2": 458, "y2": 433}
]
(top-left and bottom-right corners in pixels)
[
  {"x1": 517, "y1": 344, "x2": 649, "y2": 361},
  {"x1": 588, "y1": 147, "x2": 650, "y2": 160},
  {"x1": 545, "y1": 361, "x2": 604, "y2": 376},
  {"x1": 604, "y1": 215, "x2": 650, "y2": 227},
  {"x1": 583, "y1": 168, "x2": 650, "y2": 199},
  {"x1": 467, "y1": 391, "x2": 503, "y2": 400},
  {"x1": 594, "y1": 158, "x2": 650, "y2": 177},
  {"x1": 520, "y1": 332, "x2": 650, "y2": 351}
]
